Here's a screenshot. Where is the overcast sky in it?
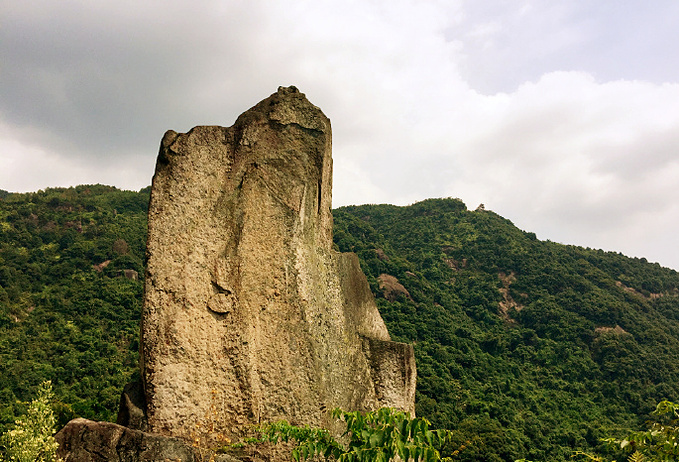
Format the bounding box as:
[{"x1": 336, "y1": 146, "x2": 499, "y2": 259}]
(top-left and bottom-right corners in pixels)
[{"x1": 2, "y1": 0, "x2": 679, "y2": 270}]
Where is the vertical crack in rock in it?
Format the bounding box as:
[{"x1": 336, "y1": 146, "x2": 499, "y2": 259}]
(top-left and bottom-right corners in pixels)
[{"x1": 139, "y1": 86, "x2": 416, "y2": 441}]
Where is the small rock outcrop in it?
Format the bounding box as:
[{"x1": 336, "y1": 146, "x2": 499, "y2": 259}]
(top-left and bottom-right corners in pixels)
[
  {"x1": 140, "y1": 86, "x2": 415, "y2": 440},
  {"x1": 56, "y1": 419, "x2": 200, "y2": 462},
  {"x1": 377, "y1": 274, "x2": 412, "y2": 302}
]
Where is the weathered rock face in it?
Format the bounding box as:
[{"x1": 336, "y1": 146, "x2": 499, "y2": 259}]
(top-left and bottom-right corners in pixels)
[
  {"x1": 56, "y1": 419, "x2": 201, "y2": 462},
  {"x1": 140, "y1": 86, "x2": 416, "y2": 441}
]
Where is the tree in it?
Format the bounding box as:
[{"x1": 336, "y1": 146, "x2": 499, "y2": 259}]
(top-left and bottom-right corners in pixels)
[{"x1": 561, "y1": 400, "x2": 679, "y2": 462}]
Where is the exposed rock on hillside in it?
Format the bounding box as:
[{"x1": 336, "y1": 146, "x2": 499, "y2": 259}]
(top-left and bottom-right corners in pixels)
[
  {"x1": 377, "y1": 273, "x2": 412, "y2": 302},
  {"x1": 139, "y1": 86, "x2": 416, "y2": 441}
]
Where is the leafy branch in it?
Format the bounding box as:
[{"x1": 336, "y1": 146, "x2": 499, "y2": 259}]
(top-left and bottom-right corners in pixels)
[
  {"x1": 600, "y1": 399, "x2": 679, "y2": 461},
  {"x1": 255, "y1": 407, "x2": 461, "y2": 462}
]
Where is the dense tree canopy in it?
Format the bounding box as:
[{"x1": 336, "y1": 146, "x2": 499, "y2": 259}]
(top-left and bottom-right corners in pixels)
[
  {"x1": 1, "y1": 189, "x2": 678, "y2": 461},
  {"x1": 0, "y1": 186, "x2": 148, "y2": 428}
]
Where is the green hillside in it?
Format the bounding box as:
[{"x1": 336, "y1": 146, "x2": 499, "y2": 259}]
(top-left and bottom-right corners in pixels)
[
  {"x1": 1, "y1": 188, "x2": 679, "y2": 461},
  {"x1": 334, "y1": 199, "x2": 679, "y2": 461},
  {"x1": 0, "y1": 186, "x2": 148, "y2": 426}
]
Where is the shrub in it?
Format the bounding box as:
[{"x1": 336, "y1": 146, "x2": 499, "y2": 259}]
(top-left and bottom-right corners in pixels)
[
  {"x1": 256, "y1": 407, "x2": 461, "y2": 462},
  {"x1": 0, "y1": 382, "x2": 60, "y2": 462}
]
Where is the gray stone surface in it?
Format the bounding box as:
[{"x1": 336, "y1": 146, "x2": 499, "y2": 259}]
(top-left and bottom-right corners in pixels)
[
  {"x1": 56, "y1": 419, "x2": 198, "y2": 462},
  {"x1": 138, "y1": 86, "x2": 416, "y2": 441}
]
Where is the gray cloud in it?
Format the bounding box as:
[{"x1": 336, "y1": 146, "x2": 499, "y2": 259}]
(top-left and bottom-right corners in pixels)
[{"x1": 1, "y1": 0, "x2": 679, "y2": 270}]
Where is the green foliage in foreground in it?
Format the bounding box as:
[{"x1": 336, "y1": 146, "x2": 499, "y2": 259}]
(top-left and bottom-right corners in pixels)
[
  {"x1": 599, "y1": 399, "x2": 679, "y2": 462},
  {"x1": 257, "y1": 408, "x2": 460, "y2": 462},
  {"x1": 0, "y1": 381, "x2": 60, "y2": 462},
  {"x1": 518, "y1": 400, "x2": 679, "y2": 461}
]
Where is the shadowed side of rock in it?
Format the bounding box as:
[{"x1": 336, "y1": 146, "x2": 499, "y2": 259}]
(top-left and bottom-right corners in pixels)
[
  {"x1": 55, "y1": 419, "x2": 199, "y2": 462},
  {"x1": 116, "y1": 381, "x2": 147, "y2": 432}
]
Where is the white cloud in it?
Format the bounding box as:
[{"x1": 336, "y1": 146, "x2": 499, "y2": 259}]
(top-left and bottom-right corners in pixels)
[{"x1": 443, "y1": 71, "x2": 679, "y2": 267}]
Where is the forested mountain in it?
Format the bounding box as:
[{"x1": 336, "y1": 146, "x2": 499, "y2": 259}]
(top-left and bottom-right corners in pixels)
[
  {"x1": 1, "y1": 187, "x2": 679, "y2": 461},
  {"x1": 334, "y1": 200, "x2": 679, "y2": 461},
  {"x1": 0, "y1": 186, "x2": 148, "y2": 426}
]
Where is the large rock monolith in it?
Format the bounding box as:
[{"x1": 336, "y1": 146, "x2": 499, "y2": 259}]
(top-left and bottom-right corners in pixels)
[{"x1": 140, "y1": 86, "x2": 416, "y2": 441}]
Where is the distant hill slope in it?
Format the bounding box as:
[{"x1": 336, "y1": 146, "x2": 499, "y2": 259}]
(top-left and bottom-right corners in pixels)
[
  {"x1": 334, "y1": 199, "x2": 679, "y2": 461},
  {"x1": 0, "y1": 185, "x2": 149, "y2": 427},
  {"x1": 1, "y1": 189, "x2": 678, "y2": 461}
]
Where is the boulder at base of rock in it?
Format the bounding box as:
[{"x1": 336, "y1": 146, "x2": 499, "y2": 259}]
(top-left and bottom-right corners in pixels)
[{"x1": 55, "y1": 418, "x2": 205, "y2": 462}]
